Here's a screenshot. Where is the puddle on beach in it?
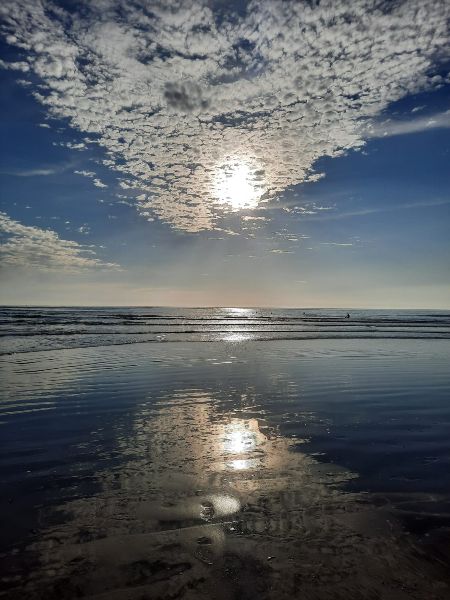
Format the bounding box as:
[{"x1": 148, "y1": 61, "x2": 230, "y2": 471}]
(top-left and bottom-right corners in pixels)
[{"x1": 1, "y1": 340, "x2": 450, "y2": 599}]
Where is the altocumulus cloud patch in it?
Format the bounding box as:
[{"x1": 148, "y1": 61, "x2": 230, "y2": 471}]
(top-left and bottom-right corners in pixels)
[
  {"x1": 1, "y1": 0, "x2": 449, "y2": 231},
  {"x1": 0, "y1": 212, "x2": 119, "y2": 272}
]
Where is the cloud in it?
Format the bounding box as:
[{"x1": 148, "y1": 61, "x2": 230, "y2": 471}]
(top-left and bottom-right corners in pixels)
[
  {"x1": 320, "y1": 242, "x2": 354, "y2": 247},
  {"x1": 93, "y1": 178, "x2": 108, "y2": 188},
  {"x1": 1, "y1": 0, "x2": 449, "y2": 231},
  {"x1": 242, "y1": 215, "x2": 269, "y2": 222},
  {"x1": 74, "y1": 170, "x2": 96, "y2": 178},
  {"x1": 283, "y1": 204, "x2": 335, "y2": 215},
  {"x1": 0, "y1": 57, "x2": 29, "y2": 72},
  {"x1": 164, "y1": 80, "x2": 209, "y2": 112},
  {"x1": 74, "y1": 169, "x2": 108, "y2": 188},
  {"x1": 0, "y1": 212, "x2": 119, "y2": 271},
  {"x1": 304, "y1": 198, "x2": 450, "y2": 220},
  {"x1": 56, "y1": 141, "x2": 86, "y2": 150},
  {"x1": 2, "y1": 167, "x2": 60, "y2": 177},
  {"x1": 365, "y1": 110, "x2": 450, "y2": 138}
]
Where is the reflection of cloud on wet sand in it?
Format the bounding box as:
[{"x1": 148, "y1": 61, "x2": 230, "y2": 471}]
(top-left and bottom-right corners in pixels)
[{"x1": 14, "y1": 390, "x2": 449, "y2": 599}]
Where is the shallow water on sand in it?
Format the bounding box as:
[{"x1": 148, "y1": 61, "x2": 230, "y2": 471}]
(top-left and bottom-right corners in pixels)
[{"x1": 1, "y1": 339, "x2": 450, "y2": 599}]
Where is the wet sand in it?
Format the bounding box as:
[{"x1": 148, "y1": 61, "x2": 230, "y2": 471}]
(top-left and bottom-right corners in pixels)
[{"x1": 1, "y1": 339, "x2": 450, "y2": 599}]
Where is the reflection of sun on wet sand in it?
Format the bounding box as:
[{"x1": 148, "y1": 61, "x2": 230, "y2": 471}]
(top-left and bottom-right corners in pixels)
[{"x1": 14, "y1": 391, "x2": 449, "y2": 600}]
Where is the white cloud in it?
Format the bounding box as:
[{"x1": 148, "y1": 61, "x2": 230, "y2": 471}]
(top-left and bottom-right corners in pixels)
[
  {"x1": 74, "y1": 169, "x2": 107, "y2": 188},
  {"x1": 283, "y1": 204, "x2": 335, "y2": 215},
  {"x1": 0, "y1": 212, "x2": 119, "y2": 271},
  {"x1": 93, "y1": 178, "x2": 108, "y2": 188},
  {"x1": 365, "y1": 110, "x2": 450, "y2": 138},
  {"x1": 0, "y1": 58, "x2": 29, "y2": 72},
  {"x1": 2, "y1": 167, "x2": 59, "y2": 177},
  {"x1": 320, "y1": 242, "x2": 354, "y2": 247},
  {"x1": 74, "y1": 170, "x2": 96, "y2": 178},
  {"x1": 304, "y1": 198, "x2": 450, "y2": 220},
  {"x1": 55, "y1": 141, "x2": 86, "y2": 150},
  {"x1": 1, "y1": 0, "x2": 449, "y2": 231},
  {"x1": 242, "y1": 215, "x2": 269, "y2": 222}
]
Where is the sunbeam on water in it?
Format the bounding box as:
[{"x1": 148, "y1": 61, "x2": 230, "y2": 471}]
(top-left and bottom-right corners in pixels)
[{"x1": 214, "y1": 157, "x2": 265, "y2": 210}]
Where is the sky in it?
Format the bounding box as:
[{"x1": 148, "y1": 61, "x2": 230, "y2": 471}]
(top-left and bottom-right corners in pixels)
[{"x1": 0, "y1": 0, "x2": 449, "y2": 308}]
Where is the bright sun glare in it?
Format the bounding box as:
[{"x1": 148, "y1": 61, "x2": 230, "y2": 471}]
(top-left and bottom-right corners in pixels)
[
  {"x1": 214, "y1": 159, "x2": 263, "y2": 210},
  {"x1": 223, "y1": 424, "x2": 256, "y2": 454}
]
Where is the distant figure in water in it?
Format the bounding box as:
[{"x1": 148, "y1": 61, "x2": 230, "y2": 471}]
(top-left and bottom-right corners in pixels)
[{"x1": 345, "y1": 313, "x2": 350, "y2": 319}]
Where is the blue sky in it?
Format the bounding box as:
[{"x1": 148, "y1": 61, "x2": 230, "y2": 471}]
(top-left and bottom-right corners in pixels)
[{"x1": 0, "y1": 0, "x2": 449, "y2": 307}]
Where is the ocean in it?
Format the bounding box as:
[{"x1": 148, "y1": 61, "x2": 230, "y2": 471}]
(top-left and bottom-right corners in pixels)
[
  {"x1": 1, "y1": 307, "x2": 450, "y2": 599},
  {"x1": 1, "y1": 306, "x2": 449, "y2": 354}
]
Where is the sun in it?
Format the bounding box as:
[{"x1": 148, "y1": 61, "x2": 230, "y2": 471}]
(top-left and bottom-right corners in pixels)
[{"x1": 214, "y1": 159, "x2": 263, "y2": 210}]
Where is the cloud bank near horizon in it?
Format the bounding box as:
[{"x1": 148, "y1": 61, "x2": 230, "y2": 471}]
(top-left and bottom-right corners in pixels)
[{"x1": 1, "y1": 0, "x2": 449, "y2": 231}]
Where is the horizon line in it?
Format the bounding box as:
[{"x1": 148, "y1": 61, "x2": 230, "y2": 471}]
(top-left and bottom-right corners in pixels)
[{"x1": 1, "y1": 304, "x2": 449, "y2": 311}]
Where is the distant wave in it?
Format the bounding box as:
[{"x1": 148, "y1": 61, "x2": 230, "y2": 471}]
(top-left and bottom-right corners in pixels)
[{"x1": 1, "y1": 307, "x2": 449, "y2": 354}]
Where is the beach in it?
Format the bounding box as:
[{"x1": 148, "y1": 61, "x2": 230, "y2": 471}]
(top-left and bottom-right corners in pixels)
[
  {"x1": 2, "y1": 0, "x2": 449, "y2": 596},
  {"x1": 1, "y1": 310, "x2": 450, "y2": 598}
]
